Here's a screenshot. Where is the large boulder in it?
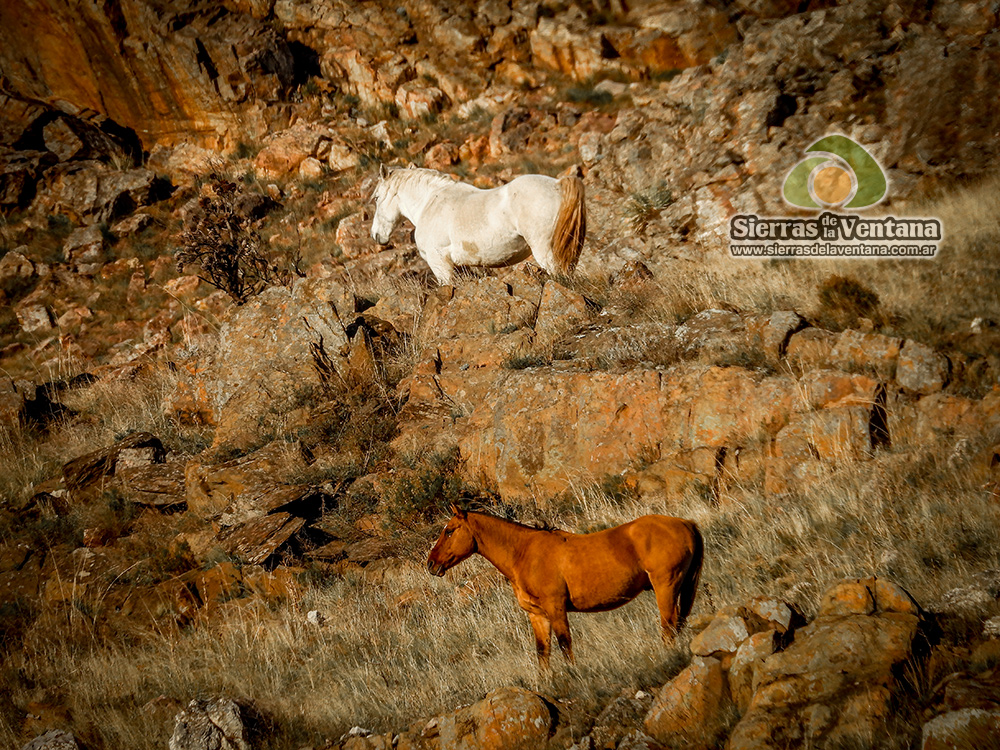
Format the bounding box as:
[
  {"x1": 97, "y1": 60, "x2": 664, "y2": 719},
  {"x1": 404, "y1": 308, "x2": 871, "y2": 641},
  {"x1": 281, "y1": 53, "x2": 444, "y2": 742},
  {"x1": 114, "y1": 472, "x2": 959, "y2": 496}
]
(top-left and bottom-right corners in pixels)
[
  {"x1": 169, "y1": 697, "x2": 250, "y2": 750},
  {"x1": 459, "y1": 365, "x2": 796, "y2": 499},
  {"x1": 432, "y1": 687, "x2": 558, "y2": 750},
  {"x1": 728, "y1": 578, "x2": 923, "y2": 750},
  {"x1": 644, "y1": 656, "x2": 733, "y2": 750},
  {"x1": 206, "y1": 278, "x2": 349, "y2": 453}
]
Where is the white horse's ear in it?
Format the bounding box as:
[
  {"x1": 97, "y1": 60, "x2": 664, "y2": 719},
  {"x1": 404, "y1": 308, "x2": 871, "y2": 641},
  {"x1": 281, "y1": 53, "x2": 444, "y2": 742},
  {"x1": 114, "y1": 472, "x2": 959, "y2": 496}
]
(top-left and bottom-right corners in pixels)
[{"x1": 380, "y1": 163, "x2": 390, "y2": 179}]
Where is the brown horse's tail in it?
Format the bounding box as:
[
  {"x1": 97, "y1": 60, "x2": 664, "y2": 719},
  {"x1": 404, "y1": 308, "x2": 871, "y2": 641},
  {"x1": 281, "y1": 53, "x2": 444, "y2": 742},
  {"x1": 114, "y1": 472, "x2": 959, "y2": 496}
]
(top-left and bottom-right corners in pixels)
[
  {"x1": 552, "y1": 175, "x2": 587, "y2": 275},
  {"x1": 677, "y1": 522, "x2": 704, "y2": 630}
]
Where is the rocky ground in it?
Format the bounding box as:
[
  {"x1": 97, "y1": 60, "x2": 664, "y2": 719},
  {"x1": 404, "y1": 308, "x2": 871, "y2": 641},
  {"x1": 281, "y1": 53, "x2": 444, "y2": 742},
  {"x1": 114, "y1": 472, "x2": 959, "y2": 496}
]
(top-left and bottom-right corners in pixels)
[{"x1": 3, "y1": 0, "x2": 1000, "y2": 749}]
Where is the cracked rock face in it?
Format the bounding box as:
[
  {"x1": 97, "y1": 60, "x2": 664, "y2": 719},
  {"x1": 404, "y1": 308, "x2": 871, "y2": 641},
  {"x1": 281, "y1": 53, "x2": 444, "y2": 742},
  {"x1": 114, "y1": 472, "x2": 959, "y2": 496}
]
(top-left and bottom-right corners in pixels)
[{"x1": 0, "y1": 0, "x2": 295, "y2": 151}]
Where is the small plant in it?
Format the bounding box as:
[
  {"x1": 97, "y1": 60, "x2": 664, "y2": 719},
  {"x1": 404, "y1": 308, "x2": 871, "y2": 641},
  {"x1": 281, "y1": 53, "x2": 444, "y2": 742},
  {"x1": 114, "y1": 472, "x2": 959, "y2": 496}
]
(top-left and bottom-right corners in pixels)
[
  {"x1": 503, "y1": 353, "x2": 551, "y2": 370},
  {"x1": 175, "y1": 175, "x2": 303, "y2": 304},
  {"x1": 626, "y1": 181, "x2": 674, "y2": 234},
  {"x1": 816, "y1": 274, "x2": 882, "y2": 330},
  {"x1": 565, "y1": 85, "x2": 613, "y2": 107}
]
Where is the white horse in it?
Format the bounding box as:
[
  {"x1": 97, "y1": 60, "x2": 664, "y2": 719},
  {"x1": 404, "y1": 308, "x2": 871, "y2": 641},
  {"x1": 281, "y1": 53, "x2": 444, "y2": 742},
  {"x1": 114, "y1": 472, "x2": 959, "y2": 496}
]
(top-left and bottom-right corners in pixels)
[{"x1": 370, "y1": 165, "x2": 586, "y2": 285}]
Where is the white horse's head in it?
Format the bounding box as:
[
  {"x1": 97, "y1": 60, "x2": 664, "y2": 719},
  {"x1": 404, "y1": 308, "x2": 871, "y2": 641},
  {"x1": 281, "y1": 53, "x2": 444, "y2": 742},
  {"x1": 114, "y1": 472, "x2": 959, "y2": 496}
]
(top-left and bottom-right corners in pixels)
[{"x1": 371, "y1": 164, "x2": 401, "y2": 245}]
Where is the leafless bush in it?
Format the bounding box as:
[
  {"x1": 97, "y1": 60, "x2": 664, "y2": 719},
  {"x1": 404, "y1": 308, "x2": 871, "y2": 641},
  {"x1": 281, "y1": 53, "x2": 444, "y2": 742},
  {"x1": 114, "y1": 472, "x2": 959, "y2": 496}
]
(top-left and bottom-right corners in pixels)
[{"x1": 176, "y1": 176, "x2": 302, "y2": 304}]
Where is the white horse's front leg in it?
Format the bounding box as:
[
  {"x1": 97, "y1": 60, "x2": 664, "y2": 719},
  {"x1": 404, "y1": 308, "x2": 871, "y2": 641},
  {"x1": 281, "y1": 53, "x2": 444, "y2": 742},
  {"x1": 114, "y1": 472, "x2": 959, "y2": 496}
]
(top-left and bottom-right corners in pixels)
[{"x1": 423, "y1": 249, "x2": 455, "y2": 285}]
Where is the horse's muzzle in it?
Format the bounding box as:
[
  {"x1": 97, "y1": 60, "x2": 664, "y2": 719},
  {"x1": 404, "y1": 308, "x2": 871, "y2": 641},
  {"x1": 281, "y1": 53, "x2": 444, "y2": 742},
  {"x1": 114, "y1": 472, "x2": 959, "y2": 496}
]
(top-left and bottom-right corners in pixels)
[{"x1": 427, "y1": 560, "x2": 445, "y2": 577}]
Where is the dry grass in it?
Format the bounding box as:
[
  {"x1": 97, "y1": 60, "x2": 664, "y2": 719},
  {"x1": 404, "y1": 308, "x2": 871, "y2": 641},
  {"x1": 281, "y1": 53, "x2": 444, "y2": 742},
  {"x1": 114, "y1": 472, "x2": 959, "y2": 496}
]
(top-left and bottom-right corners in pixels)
[
  {"x1": 3, "y1": 428, "x2": 998, "y2": 748},
  {"x1": 2, "y1": 176, "x2": 999, "y2": 748},
  {"x1": 0, "y1": 365, "x2": 209, "y2": 512},
  {"x1": 583, "y1": 172, "x2": 1000, "y2": 341}
]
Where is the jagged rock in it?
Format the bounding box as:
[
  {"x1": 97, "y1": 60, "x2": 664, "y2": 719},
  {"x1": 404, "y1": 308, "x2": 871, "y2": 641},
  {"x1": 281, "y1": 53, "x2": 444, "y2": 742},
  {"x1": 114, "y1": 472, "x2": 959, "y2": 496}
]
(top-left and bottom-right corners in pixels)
[
  {"x1": 459, "y1": 365, "x2": 795, "y2": 499},
  {"x1": 255, "y1": 121, "x2": 332, "y2": 176},
  {"x1": 62, "y1": 224, "x2": 105, "y2": 274},
  {"x1": 0, "y1": 248, "x2": 36, "y2": 291},
  {"x1": 419, "y1": 278, "x2": 537, "y2": 340},
  {"x1": 819, "y1": 577, "x2": 922, "y2": 617},
  {"x1": 207, "y1": 278, "x2": 349, "y2": 453},
  {"x1": 395, "y1": 82, "x2": 449, "y2": 120},
  {"x1": 588, "y1": 688, "x2": 655, "y2": 750},
  {"x1": 15, "y1": 302, "x2": 54, "y2": 335},
  {"x1": 745, "y1": 312, "x2": 805, "y2": 361},
  {"x1": 644, "y1": 656, "x2": 733, "y2": 750},
  {"x1": 37, "y1": 162, "x2": 171, "y2": 225},
  {"x1": 184, "y1": 441, "x2": 314, "y2": 521},
  {"x1": 112, "y1": 212, "x2": 154, "y2": 236},
  {"x1": 0, "y1": 148, "x2": 57, "y2": 209},
  {"x1": 922, "y1": 708, "x2": 1000, "y2": 750},
  {"x1": 298, "y1": 156, "x2": 324, "y2": 180},
  {"x1": 169, "y1": 697, "x2": 250, "y2": 750},
  {"x1": 114, "y1": 459, "x2": 187, "y2": 509},
  {"x1": 431, "y1": 686, "x2": 558, "y2": 750},
  {"x1": 674, "y1": 310, "x2": 746, "y2": 360},
  {"x1": 829, "y1": 329, "x2": 903, "y2": 378},
  {"x1": 729, "y1": 631, "x2": 780, "y2": 713},
  {"x1": 741, "y1": 597, "x2": 805, "y2": 635},
  {"x1": 774, "y1": 406, "x2": 873, "y2": 461},
  {"x1": 896, "y1": 340, "x2": 950, "y2": 395},
  {"x1": 690, "y1": 614, "x2": 751, "y2": 658},
  {"x1": 786, "y1": 329, "x2": 839, "y2": 371},
  {"x1": 63, "y1": 431, "x2": 166, "y2": 502},
  {"x1": 328, "y1": 140, "x2": 361, "y2": 173},
  {"x1": 728, "y1": 578, "x2": 923, "y2": 750},
  {"x1": 534, "y1": 281, "x2": 594, "y2": 344},
  {"x1": 20, "y1": 729, "x2": 80, "y2": 750},
  {"x1": 798, "y1": 370, "x2": 879, "y2": 410}
]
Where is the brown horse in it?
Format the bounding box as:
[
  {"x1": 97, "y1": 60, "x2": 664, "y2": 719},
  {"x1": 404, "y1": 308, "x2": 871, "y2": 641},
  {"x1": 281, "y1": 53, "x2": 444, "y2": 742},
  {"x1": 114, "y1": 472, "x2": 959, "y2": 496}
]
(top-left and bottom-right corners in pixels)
[{"x1": 427, "y1": 506, "x2": 703, "y2": 668}]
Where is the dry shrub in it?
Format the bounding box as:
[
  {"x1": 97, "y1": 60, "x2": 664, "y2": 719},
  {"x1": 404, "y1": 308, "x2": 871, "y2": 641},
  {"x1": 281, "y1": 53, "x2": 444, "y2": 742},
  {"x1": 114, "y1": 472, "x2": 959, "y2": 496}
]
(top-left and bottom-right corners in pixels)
[{"x1": 176, "y1": 176, "x2": 302, "y2": 304}]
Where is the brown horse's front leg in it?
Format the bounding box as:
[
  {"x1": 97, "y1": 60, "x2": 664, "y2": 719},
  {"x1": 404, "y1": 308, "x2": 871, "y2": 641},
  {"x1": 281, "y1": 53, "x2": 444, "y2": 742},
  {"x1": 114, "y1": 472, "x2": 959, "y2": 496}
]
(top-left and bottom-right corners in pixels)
[{"x1": 528, "y1": 613, "x2": 552, "y2": 669}]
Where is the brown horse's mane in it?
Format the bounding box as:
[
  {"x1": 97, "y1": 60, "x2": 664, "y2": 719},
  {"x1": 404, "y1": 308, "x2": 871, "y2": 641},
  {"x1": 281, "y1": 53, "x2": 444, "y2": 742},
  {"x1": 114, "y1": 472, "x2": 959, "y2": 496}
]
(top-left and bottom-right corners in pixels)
[{"x1": 467, "y1": 510, "x2": 564, "y2": 534}]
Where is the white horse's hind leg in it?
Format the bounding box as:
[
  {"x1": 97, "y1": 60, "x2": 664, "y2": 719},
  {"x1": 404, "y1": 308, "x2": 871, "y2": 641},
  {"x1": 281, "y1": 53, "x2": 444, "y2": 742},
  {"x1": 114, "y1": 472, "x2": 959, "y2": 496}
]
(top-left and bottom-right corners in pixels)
[{"x1": 522, "y1": 229, "x2": 559, "y2": 276}]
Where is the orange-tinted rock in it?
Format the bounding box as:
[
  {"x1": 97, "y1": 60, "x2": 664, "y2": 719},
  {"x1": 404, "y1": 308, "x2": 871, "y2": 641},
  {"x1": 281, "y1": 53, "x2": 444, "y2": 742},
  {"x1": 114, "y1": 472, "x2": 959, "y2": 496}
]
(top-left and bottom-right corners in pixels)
[
  {"x1": 829, "y1": 329, "x2": 903, "y2": 378},
  {"x1": 896, "y1": 340, "x2": 950, "y2": 395},
  {"x1": 799, "y1": 370, "x2": 879, "y2": 410},
  {"x1": 729, "y1": 579, "x2": 922, "y2": 750},
  {"x1": 534, "y1": 281, "x2": 593, "y2": 344},
  {"x1": 460, "y1": 366, "x2": 795, "y2": 499},
  {"x1": 644, "y1": 656, "x2": 732, "y2": 750},
  {"x1": 774, "y1": 406, "x2": 873, "y2": 461},
  {"x1": 786, "y1": 329, "x2": 838, "y2": 371},
  {"x1": 434, "y1": 686, "x2": 557, "y2": 750},
  {"x1": 0, "y1": 0, "x2": 295, "y2": 151},
  {"x1": 730, "y1": 631, "x2": 779, "y2": 713}
]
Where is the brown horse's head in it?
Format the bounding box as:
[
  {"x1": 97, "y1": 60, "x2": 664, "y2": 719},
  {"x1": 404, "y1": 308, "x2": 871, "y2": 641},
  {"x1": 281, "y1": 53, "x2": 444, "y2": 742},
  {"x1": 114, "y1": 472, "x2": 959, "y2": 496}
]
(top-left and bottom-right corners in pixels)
[{"x1": 427, "y1": 505, "x2": 477, "y2": 577}]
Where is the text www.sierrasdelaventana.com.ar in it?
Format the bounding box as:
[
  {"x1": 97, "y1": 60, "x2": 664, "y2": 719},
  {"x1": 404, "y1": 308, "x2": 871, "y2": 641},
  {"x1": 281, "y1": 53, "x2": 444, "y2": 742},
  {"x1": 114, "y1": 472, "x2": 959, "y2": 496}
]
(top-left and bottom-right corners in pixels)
[{"x1": 728, "y1": 212, "x2": 942, "y2": 258}]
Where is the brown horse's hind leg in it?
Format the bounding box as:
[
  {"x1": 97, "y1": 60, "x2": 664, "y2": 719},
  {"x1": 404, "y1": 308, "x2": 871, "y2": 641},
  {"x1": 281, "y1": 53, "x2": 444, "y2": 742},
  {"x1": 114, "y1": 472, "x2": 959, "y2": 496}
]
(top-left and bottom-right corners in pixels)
[
  {"x1": 528, "y1": 613, "x2": 553, "y2": 669},
  {"x1": 650, "y1": 572, "x2": 684, "y2": 641},
  {"x1": 551, "y1": 610, "x2": 574, "y2": 664}
]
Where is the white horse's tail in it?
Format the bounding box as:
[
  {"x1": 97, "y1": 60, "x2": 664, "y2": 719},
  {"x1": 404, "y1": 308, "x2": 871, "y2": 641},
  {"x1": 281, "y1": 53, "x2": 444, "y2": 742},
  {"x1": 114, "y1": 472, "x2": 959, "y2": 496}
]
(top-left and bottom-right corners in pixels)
[{"x1": 552, "y1": 176, "x2": 587, "y2": 275}]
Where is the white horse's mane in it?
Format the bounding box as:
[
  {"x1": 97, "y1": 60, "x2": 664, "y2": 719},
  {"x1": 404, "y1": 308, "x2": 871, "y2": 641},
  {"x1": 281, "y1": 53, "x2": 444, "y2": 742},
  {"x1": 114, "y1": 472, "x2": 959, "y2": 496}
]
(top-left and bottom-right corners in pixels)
[{"x1": 385, "y1": 167, "x2": 458, "y2": 191}]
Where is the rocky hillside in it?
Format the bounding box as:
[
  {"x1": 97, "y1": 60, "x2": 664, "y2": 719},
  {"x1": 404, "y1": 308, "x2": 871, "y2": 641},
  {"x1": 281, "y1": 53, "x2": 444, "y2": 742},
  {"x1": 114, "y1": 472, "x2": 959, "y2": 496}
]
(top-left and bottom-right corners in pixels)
[{"x1": 2, "y1": 0, "x2": 1000, "y2": 749}]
